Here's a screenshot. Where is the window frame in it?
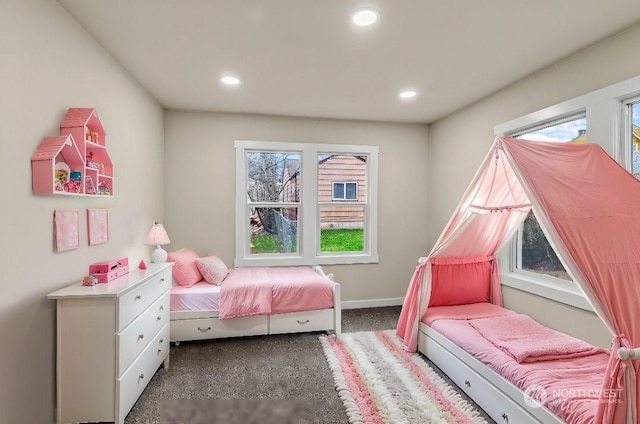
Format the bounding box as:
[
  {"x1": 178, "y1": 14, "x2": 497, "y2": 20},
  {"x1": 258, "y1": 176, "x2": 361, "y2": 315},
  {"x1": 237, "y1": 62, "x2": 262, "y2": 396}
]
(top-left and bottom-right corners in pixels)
[
  {"x1": 495, "y1": 75, "x2": 640, "y2": 311},
  {"x1": 332, "y1": 181, "x2": 358, "y2": 201},
  {"x1": 234, "y1": 140, "x2": 379, "y2": 267}
]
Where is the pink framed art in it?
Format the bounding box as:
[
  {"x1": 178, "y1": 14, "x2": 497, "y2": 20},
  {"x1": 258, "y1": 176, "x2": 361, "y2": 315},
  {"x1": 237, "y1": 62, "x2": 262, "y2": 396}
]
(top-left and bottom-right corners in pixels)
[
  {"x1": 54, "y1": 209, "x2": 79, "y2": 252},
  {"x1": 87, "y1": 208, "x2": 109, "y2": 245}
]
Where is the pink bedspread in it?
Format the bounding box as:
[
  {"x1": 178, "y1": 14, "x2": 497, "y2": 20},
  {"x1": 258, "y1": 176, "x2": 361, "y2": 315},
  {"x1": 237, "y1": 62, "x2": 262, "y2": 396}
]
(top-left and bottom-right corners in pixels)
[
  {"x1": 219, "y1": 266, "x2": 334, "y2": 319},
  {"x1": 424, "y1": 303, "x2": 610, "y2": 424},
  {"x1": 468, "y1": 313, "x2": 604, "y2": 363}
]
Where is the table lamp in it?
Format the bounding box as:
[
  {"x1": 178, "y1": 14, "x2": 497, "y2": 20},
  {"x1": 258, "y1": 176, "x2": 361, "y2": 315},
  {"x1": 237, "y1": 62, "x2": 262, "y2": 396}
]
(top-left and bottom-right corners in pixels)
[{"x1": 145, "y1": 222, "x2": 171, "y2": 263}]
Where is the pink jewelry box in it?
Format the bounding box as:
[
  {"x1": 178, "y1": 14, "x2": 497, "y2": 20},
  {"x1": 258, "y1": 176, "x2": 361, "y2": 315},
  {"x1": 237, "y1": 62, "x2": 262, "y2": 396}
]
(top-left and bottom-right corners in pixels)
[{"x1": 89, "y1": 257, "x2": 129, "y2": 283}]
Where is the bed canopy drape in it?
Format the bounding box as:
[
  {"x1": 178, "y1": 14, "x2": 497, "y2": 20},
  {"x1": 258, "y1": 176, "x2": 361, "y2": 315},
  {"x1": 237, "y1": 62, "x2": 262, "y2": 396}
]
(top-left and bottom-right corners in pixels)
[{"x1": 396, "y1": 136, "x2": 640, "y2": 424}]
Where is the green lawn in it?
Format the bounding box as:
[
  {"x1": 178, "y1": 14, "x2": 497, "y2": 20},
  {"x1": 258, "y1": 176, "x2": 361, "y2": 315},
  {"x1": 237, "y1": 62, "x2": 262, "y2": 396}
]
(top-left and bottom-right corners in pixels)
[{"x1": 250, "y1": 229, "x2": 363, "y2": 253}]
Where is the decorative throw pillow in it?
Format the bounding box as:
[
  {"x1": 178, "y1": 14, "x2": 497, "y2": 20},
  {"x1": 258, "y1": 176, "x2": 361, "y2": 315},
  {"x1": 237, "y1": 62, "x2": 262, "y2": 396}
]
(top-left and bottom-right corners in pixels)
[
  {"x1": 195, "y1": 255, "x2": 230, "y2": 285},
  {"x1": 167, "y1": 248, "x2": 203, "y2": 287}
]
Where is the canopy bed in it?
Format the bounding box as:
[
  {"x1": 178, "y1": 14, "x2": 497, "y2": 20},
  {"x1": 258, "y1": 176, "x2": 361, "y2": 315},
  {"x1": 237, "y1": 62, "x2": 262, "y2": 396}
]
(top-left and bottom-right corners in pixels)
[{"x1": 397, "y1": 136, "x2": 640, "y2": 424}]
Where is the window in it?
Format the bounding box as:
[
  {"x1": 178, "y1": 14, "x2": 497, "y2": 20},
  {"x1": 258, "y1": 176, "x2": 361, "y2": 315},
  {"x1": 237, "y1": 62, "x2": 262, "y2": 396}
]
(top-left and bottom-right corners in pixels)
[
  {"x1": 495, "y1": 75, "x2": 640, "y2": 310},
  {"x1": 235, "y1": 141, "x2": 379, "y2": 267},
  {"x1": 514, "y1": 115, "x2": 586, "y2": 282},
  {"x1": 332, "y1": 182, "x2": 358, "y2": 200},
  {"x1": 627, "y1": 100, "x2": 640, "y2": 178}
]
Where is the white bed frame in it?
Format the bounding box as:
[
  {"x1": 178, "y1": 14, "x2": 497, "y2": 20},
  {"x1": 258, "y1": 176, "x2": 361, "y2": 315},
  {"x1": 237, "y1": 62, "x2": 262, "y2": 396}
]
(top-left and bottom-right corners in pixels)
[
  {"x1": 170, "y1": 266, "x2": 341, "y2": 344},
  {"x1": 418, "y1": 323, "x2": 564, "y2": 424}
]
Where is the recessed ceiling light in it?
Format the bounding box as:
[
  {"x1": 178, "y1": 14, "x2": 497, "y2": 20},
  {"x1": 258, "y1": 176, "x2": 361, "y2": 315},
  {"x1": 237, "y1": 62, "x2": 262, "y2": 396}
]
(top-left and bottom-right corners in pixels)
[
  {"x1": 221, "y1": 75, "x2": 241, "y2": 86},
  {"x1": 399, "y1": 90, "x2": 417, "y2": 99},
  {"x1": 352, "y1": 9, "x2": 378, "y2": 26}
]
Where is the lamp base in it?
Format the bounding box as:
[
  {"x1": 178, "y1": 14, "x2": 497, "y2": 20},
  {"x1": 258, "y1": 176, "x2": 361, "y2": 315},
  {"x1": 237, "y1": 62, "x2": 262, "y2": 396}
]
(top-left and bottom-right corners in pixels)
[{"x1": 150, "y1": 246, "x2": 168, "y2": 263}]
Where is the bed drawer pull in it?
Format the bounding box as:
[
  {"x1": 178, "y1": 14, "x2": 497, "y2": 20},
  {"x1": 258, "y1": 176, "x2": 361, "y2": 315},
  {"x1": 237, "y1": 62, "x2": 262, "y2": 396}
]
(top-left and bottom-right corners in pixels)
[
  {"x1": 501, "y1": 412, "x2": 509, "y2": 422},
  {"x1": 464, "y1": 380, "x2": 471, "y2": 387},
  {"x1": 297, "y1": 319, "x2": 310, "y2": 325},
  {"x1": 198, "y1": 326, "x2": 212, "y2": 333}
]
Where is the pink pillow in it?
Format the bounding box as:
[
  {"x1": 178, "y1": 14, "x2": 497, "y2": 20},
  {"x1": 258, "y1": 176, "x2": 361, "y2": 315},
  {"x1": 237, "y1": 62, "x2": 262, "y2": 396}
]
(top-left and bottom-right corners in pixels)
[
  {"x1": 195, "y1": 255, "x2": 230, "y2": 285},
  {"x1": 167, "y1": 248, "x2": 203, "y2": 287},
  {"x1": 429, "y1": 261, "x2": 491, "y2": 307}
]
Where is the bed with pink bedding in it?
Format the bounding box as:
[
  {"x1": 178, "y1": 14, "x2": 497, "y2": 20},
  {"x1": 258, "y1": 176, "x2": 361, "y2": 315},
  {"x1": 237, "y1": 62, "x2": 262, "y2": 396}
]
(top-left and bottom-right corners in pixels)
[
  {"x1": 419, "y1": 303, "x2": 609, "y2": 424},
  {"x1": 170, "y1": 266, "x2": 341, "y2": 343}
]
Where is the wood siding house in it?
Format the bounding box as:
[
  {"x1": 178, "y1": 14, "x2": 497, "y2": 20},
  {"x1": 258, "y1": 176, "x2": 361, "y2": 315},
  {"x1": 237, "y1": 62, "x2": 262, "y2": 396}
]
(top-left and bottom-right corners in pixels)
[{"x1": 281, "y1": 155, "x2": 366, "y2": 228}]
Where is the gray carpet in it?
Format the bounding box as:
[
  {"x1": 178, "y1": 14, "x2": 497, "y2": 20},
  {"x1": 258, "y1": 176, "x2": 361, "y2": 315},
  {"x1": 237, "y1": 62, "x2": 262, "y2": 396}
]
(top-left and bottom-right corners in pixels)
[{"x1": 125, "y1": 306, "x2": 495, "y2": 423}]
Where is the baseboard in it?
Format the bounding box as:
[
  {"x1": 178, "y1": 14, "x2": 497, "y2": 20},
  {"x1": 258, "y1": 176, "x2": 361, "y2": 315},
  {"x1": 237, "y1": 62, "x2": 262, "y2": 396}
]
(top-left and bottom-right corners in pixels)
[{"x1": 341, "y1": 297, "x2": 404, "y2": 310}]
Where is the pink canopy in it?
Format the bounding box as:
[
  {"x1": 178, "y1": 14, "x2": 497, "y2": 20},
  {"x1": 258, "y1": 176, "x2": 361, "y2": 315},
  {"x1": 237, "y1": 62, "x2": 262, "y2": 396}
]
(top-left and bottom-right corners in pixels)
[{"x1": 396, "y1": 136, "x2": 640, "y2": 424}]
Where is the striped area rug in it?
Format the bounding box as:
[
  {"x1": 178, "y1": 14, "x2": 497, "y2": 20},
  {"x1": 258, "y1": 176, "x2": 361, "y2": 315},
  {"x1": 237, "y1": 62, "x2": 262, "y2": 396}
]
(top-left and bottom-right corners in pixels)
[{"x1": 319, "y1": 330, "x2": 488, "y2": 424}]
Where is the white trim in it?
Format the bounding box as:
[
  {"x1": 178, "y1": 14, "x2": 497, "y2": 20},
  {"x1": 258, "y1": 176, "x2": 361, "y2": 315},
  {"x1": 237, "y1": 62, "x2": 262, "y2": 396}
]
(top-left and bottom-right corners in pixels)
[
  {"x1": 500, "y1": 272, "x2": 593, "y2": 311},
  {"x1": 341, "y1": 297, "x2": 404, "y2": 310},
  {"x1": 234, "y1": 140, "x2": 379, "y2": 267}
]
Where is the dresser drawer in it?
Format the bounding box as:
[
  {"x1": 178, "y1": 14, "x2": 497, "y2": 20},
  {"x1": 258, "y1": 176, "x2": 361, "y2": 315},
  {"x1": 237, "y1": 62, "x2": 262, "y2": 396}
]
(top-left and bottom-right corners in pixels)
[
  {"x1": 117, "y1": 292, "x2": 170, "y2": 375},
  {"x1": 117, "y1": 323, "x2": 169, "y2": 423},
  {"x1": 269, "y1": 309, "x2": 334, "y2": 335},
  {"x1": 118, "y1": 269, "x2": 171, "y2": 330},
  {"x1": 170, "y1": 315, "x2": 268, "y2": 342}
]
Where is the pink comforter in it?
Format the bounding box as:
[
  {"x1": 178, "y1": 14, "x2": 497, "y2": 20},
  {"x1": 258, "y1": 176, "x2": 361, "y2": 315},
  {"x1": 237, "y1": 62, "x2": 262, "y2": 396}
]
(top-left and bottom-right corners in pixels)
[
  {"x1": 424, "y1": 303, "x2": 610, "y2": 424},
  {"x1": 468, "y1": 313, "x2": 604, "y2": 363},
  {"x1": 218, "y1": 267, "x2": 334, "y2": 319}
]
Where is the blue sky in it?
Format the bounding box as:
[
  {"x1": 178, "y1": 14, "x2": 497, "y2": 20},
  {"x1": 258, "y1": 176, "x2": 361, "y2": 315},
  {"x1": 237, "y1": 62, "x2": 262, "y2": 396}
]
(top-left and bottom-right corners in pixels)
[{"x1": 521, "y1": 103, "x2": 640, "y2": 141}]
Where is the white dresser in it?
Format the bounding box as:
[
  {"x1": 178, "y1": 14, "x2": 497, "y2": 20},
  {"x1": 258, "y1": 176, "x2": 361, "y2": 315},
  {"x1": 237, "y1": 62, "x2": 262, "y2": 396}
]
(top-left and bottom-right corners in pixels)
[{"x1": 47, "y1": 262, "x2": 172, "y2": 424}]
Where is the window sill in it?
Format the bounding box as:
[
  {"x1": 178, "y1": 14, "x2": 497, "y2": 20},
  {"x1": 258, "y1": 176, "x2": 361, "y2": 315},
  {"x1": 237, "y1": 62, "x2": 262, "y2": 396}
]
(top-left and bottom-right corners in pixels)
[
  {"x1": 500, "y1": 272, "x2": 593, "y2": 311},
  {"x1": 234, "y1": 253, "x2": 379, "y2": 268}
]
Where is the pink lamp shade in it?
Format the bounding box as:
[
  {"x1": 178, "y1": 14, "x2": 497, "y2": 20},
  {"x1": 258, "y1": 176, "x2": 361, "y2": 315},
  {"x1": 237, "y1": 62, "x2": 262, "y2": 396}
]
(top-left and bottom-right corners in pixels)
[{"x1": 145, "y1": 222, "x2": 171, "y2": 263}]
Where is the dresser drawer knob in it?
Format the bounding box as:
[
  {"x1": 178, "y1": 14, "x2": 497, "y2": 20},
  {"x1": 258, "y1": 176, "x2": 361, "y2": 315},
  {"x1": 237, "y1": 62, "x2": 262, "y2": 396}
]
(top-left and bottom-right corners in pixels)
[
  {"x1": 464, "y1": 380, "x2": 471, "y2": 387},
  {"x1": 160, "y1": 278, "x2": 165, "y2": 282},
  {"x1": 135, "y1": 294, "x2": 142, "y2": 300},
  {"x1": 157, "y1": 316, "x2": 162, "y2": 321},
  {"x1": 159, "y1": 306, "x2": 164, "y2": 311},
  {"x1": 198, "y1": 326, "x2": 212, "y2": 333},
  {"x1": 138, "y1": 334, "x2": 144, "y2": 340},
  {"x1": 501, "y1": 413, "x2": 509, "y2": 422},
  {"x1": 297, "y1": 319, "x2": 310, "y2": 324},
  {"x1": 158, "y1": 349, "x2": 162, "y2": 354},
  {"x1": 139, "y1": 373, "x2": 145, "y2": 380},
  {"x1": 159, "y1": 338, "x2": 164, "y2": 344}
]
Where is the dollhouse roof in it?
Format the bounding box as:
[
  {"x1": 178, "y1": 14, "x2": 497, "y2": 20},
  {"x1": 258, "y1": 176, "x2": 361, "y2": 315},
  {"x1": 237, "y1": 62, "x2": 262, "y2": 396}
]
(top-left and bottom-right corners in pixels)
[
  {"x1": 31, "y1": 135, "x2": 75, "y2": 160},
  {"x1": 60, "y1": 108, "x2": 104, "y2": 134}
]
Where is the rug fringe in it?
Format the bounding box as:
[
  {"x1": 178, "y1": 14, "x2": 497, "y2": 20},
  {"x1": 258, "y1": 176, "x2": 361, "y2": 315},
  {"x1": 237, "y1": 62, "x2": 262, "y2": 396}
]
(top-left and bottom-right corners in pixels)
[{"x1": 319, "y1": 335, "x2": 364, "y2": 424}]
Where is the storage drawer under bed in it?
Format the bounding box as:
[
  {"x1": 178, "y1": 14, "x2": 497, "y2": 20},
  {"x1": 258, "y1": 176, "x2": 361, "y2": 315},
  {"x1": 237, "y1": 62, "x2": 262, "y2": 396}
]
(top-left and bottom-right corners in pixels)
[
  {"x1": 269, "y1": 309, "x2": 334, "y2": 335},
  {"x1": 170, "y1": 315, "x2": 268, "y2": 342}
]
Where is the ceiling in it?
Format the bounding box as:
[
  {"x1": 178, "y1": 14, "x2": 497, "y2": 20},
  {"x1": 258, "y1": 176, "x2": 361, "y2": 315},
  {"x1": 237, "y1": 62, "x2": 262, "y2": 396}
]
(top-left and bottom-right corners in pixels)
[{"x1": 57, "y1": 0, "x2": 640, "y2": 124}]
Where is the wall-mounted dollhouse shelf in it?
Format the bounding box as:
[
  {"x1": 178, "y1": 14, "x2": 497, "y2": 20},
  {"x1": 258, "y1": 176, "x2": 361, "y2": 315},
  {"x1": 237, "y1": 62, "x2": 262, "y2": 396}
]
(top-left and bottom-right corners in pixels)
[{"x1": 31, "y1": 108, "x2": 113, "y2": 196}]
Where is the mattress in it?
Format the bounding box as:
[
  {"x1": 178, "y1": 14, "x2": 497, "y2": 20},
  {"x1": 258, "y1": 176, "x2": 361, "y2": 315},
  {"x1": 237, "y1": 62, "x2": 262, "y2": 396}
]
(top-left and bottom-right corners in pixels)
[
  {"x1": 423, "y1": 303, "x2": 610, "y2": 424},
  {"x1": 170, "y1": 281, "x2": 221, "y2": 312}
]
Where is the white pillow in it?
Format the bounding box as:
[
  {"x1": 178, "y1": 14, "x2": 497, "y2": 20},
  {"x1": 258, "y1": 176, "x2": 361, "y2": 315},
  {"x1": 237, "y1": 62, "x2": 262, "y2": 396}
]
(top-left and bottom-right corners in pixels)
[{"x1": 195, "y1": 255, "x2": 230, "y2": 285}]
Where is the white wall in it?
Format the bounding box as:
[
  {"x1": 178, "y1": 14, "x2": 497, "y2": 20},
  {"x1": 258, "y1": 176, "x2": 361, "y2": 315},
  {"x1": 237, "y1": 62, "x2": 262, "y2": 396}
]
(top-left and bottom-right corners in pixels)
[
  {"x1": 164, "y1": 111, "x2": 430, "y2": 303},
  {"x1": 0, "y1": 1, "x2": 165, "y2": 422},
  {"x1": 428, "y1": 23, "x2": 640, "y2": 347}
]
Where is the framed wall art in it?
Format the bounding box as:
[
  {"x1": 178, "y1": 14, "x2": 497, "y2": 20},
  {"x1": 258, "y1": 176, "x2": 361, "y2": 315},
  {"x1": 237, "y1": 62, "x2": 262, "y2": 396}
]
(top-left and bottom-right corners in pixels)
[
  {"x1": 54, "y1": 209, "x2": 79, "y2": 252},
  {"x1": 87, "y1": 208, "x2": 109, "y2": 245}
]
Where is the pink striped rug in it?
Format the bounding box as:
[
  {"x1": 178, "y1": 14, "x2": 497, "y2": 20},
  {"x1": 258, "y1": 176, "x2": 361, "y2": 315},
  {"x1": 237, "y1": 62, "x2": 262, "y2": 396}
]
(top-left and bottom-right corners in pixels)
[{"x1": 319, "y1": 330, "x2": 489, "y2": 424}]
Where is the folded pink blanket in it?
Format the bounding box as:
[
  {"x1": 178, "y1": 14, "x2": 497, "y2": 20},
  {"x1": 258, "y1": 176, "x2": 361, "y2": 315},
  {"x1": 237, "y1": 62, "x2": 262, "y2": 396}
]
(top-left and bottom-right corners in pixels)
[{"x1": 468, "y1": 314, "x2": 604, "y2": 363}]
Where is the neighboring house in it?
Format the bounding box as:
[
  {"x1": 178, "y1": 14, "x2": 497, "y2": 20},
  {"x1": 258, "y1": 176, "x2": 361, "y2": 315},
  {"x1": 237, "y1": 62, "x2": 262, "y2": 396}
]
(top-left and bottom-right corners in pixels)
[{"x1": 281, "y1": 154, "x2": 367, "y2": 229}]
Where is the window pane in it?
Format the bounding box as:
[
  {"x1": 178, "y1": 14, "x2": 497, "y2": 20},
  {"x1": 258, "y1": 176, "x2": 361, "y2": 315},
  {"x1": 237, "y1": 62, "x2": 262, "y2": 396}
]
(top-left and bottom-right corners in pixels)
[
  {"x1": 631, "y1": 102, "x2": 640, "y2": 178},
  {"x1": 319, "y1": 206, "x2": 364, "y2": 253},
  {"x1": 249, "y1": 207, "x2": 298, "y2": 254},
  {"x1": 346, "y1": 182, "x2": 357, "y2": 200},
  {"x1": 518, "y1": 116, "x2": 586, "y2": 142},
  {"x1": 515, "y1": 116, "x2": 585, "y2": 280},
  {"x1": 247, "y1": 152, "x2": 301, "y2": 202},
  {"x1": 332, "y1": 182, "x2": 345, "y2": 200},
  {"x1": 318, "y1": 154, "x2": 367, "y2": 202},
  {"x1": 520, "y1": 211, "x2": 570, "y2": 280}
]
